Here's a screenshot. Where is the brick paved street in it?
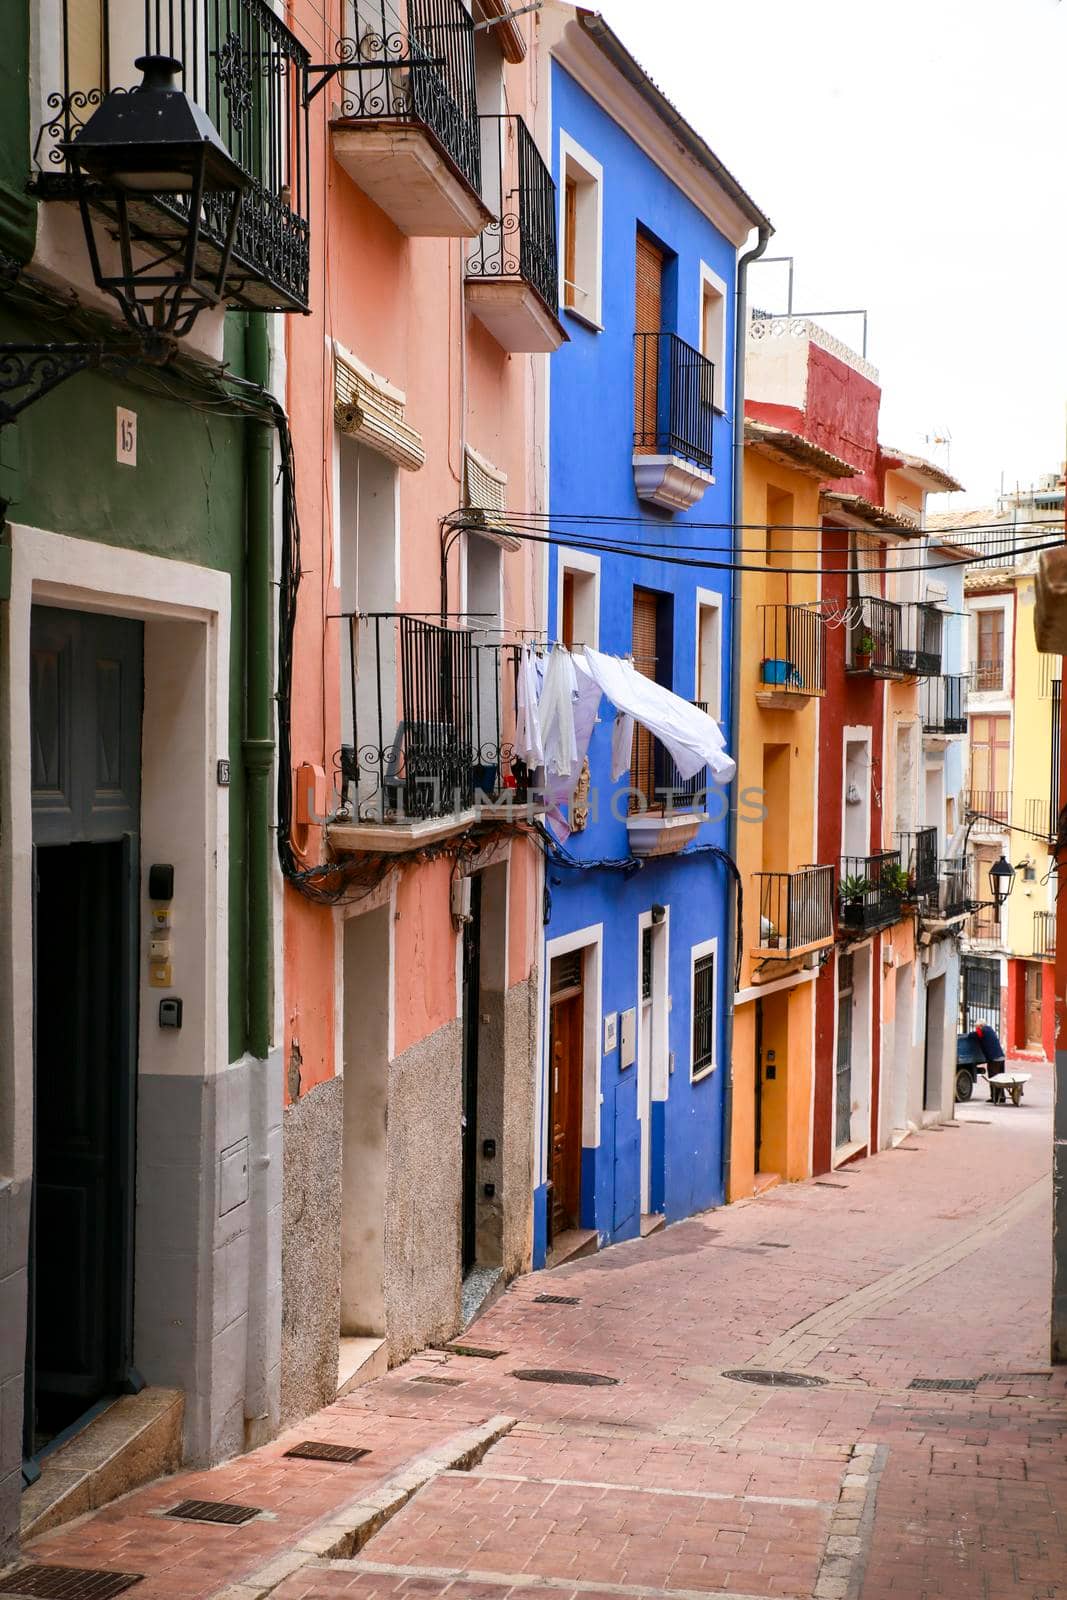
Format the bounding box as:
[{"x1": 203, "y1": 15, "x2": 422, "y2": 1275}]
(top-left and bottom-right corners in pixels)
[{"x1": 9, "y1": 1065, "x2": 1064, "y2": 1600}]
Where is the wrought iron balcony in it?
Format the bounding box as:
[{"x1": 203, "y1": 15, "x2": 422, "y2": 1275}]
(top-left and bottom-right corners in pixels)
[
  {"x1": 921, "y1": 673, "x2": 968, "y2": 735},
  {"x1": 33, "y1": 0, "x2": 311, "y2": 312},
  {"x1": 753, "y1": 867, "x2": 835, "y2": 959},
  {"x1": 894, "y1": 826, "x2": 939, "y2": 899},
  {"x1": 926, "y1": 857, "x2": 969, "y2": 921},
  {"x1": 839, "y1": 850, "x2": 906, "y2": 932},
  {"x1": 633, "y1": 333, "x2": 715, "y2": 511},
  {"x1": 895, "y1": 603, "x2": 943, "y2": 677},
  {"x1": 1033, "y1": 910, "x2": 1056, "y2": 960},
  {"x1": 336, "y1": 613, "x2": 526, "y2": 835},
  {"x1": 966, "y1": 789, "x2": 1009, "y2": 825},
  {"x1": 845, "y1": 597, "x2": 902, "y2": 676},
  {"x1": 627, "y1": 702, "x2": 712, "y2": 856},
  {"x1": 329, "y1": 0, "x2": 487, "y2": 238},
  {"x1": 466, "y1": 116, "x2": 564, "y2": 353},
  {"x1": 970, "y1": 657, "x2": 1004, "y2": 694},
  {"x1": 756, "y1": 604, "x2": 826, "y2": 707}
]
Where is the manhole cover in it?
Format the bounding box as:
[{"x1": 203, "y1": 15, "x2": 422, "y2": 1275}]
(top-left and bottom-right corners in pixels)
[
  {"x1": 513, "y1": 1368, "x2": 618, "y2": 1386},
  {"x1": 979, "y1": 1372, "x2": 1051, "y2": 1383},
  {"x1": 722, "y1": 1369, "x2": 828, "y2": 1388},
  {"x1": 533, "y1": 1294, "x2": 580, "y2": 1305},
  {"x1": 0, "y1": 1570, "x2": 144, "y2": 1600},
  {"x1": 283, "y1": 1441, "x2": 371, "y2": 1462},
  {"x1": 444, "y1": 1344, "x2": 505, "y2": 1359},
  {"x1": 907, "y1": 1377, "x2": 978, "y2": 1392},
  {"x1": 165, "y1": 1500, "x2": 262, "y2": 1526},
  {"x1": 409, "y1": 1375, "x2": 464, "y2": 1386}
]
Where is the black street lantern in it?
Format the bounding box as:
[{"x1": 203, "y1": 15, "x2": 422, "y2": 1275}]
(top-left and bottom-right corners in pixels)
[
  {"x1": 62, "y1": 55, "x2": 248, "y2": 341},
  {"x1": 988, "y1": 854, "x2": 1016, "y2": 909}
]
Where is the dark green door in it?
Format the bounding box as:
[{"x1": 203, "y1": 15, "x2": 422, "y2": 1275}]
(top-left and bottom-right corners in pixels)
[
  {"x1": 461, "y1": 874, "x2": 482, "y2": 1275},
  {"x1": 26, "y1": 607, "x2": 143, "y2": 1454}
]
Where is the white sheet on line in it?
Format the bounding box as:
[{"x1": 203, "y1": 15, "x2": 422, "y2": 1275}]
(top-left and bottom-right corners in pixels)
[{"x1": 576, "y1": 647, "x2": 736, "y2": 786}]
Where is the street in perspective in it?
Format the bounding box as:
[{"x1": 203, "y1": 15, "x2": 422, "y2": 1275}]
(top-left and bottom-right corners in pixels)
[{"x1": 0, "y1": 2, "x2": 1064, "y2": 1599}]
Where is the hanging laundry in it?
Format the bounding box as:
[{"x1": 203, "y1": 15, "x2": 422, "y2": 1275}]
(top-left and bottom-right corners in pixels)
[
  {"x1": 578, "y1": 646, "x2": 736, "y2": 786},
  {"x1": 543, "y1": 656, "x2": 602, "y2": 837},
  {"x1": 514, "y1": 641, "x2": 545, "y2": 768},
  {"x1": 539, "y1": 644, "x2": 579, "y2": 777},
  {"x1": 610, "y1": 711, "x2": 634, "y2": 781}
]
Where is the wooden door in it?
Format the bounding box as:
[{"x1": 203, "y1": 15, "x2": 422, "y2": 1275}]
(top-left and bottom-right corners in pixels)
[
  {"x1": 633, "y1": 232, "x2": 664, "y2": 453},
  {"x1": 976, "y1": 609, "x2": 1005, "y2": 691},
  {"x1": 1025, "y1": 962, "x2": 1043, "y2": 1049},
  {"x1": 969, "y1": 715, "x2": 1010, "y2": 817},
  {"x1": 548, "y1": 966, "x2": 584, "y2": 1241},
  {"x1": 630, "y1": 588, "x2": 659, "y2": 808},
  {"x1": 28, "y1": 607, "x2": 142, "y2": 1448}
]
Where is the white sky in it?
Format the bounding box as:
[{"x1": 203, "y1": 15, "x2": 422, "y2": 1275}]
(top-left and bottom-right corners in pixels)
[{"x1": 595, "y1": 0, "x2": 1067, "y2": 510}]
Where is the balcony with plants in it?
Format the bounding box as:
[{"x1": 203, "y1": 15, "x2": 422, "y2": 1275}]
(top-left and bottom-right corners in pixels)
[
  {"x1": 838, "y1": 850, "x2": 908, "y2": 933},
  {"x1": 465, "y1": 114, "x2": 565, "y2": 353},
  {"x1": 845, "y1": 597, "x2": 903, "y2": 677},
  {"x1": 894, "y1": 825, "x2": 939, "y2": 900},
  {"x1": 33, "y1": 0, "x2": 312, "y2": 313},
  {"x1": 327, "y1": 0, "x2": 491, "y2": 238},
  {"x1": 755, "y1": 604, "x2": 826, "y2": 711},
  {"x1": 632, "y1": 333, "x2": 716, "y2": 512},
  {"x1": 751, "y1": 866, "x2": 836, "y2": 963}
]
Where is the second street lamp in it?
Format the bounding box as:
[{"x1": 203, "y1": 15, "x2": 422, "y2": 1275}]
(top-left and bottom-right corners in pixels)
[{"x1": 988, "y1": 854, "x2": 1017, "y2": 914}]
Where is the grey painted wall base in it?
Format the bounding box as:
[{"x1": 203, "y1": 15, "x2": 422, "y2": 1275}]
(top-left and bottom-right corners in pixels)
[
  {"x1": 136, "y1": 1049, "x2": 284, "y2": 1465},
  {"x1": 1054, "y1": 1047, "x2": 1067, "y2": 1363},
  {"x1": 280, "y1": 1075, "x2": 342, "y2": 1428},
  {"x1": 0, "y1": 1177, "x2": 30, "y2": 1565}
]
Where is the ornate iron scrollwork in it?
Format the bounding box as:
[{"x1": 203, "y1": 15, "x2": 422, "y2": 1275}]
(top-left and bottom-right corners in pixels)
[{"x1": 0, "y1": 344, "x2": 103, "y2": 425}]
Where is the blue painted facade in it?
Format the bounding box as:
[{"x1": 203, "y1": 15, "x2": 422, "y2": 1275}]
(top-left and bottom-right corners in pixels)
[{"x1": 533, "y1": 58, "x2": 746, "y2": 1264}]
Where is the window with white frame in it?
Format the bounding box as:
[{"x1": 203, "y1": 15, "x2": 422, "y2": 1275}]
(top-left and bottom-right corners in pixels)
[
  {"x1": 699, "y1": 264, "x2": 727, "y2": 411},
  {"x1": 691, "y1": 940, "x2": 718, "y2": 1080},
  {"x1": 695, "y1": 590, "x2": 722, "y2": 719},
  {"x1": 558, "y1": 550, "x2": 600, "y2": 649},
  {"x1": 560, "y1": 133, "x2": 603, "y2": 327}
]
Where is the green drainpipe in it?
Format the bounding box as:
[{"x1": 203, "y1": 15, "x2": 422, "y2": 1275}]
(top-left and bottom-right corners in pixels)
[{"x1": 243, "y1": 311, "x2": 275, "y2": 1060}]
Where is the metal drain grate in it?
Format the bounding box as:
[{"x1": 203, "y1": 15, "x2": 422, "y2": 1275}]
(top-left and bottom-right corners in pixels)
[
  {"x1": 907, "y1": 1377, "x2": 978, "y2": 1392},
  {"x1": 513, "y1": 1368, "x2": 618, "y2": 1386},
  {"x1": 444, "y1": 1344, "x2": 505, "y2": 1359},
  {"x1": 758, "y1": 1241, "x2": 791, "y2": 1248},
  {"x1": 165, "y1": 1499, "x2": 262, "y2": 1526},
  {"x1": 722, "y1": 1369, "x2": 828, "y2": 1388},
  {"x1": 283, "y1": 1441, "x2": 371, "y2": 1462},
  {"x1": 979, "y1": 1372, "x2": 1052, "y2": 1383},
  {"x1": 0, "y1": 1569, "x2": 145, "y2": 1600},
  {"x1": 815, "y1": 1181, "x2": 848, "y2": 1189},
  {"x1": 409, "y1": 1375, "x2": 464, "y2": 1386},
  {"x1": 533, "y1": 1294, "x2": 580, "y2": 1305}
]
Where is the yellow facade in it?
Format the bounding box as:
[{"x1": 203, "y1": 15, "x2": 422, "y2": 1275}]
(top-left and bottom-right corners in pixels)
[{"x1": 729, "y1": 443, "x2": 824, "y2": 1200}]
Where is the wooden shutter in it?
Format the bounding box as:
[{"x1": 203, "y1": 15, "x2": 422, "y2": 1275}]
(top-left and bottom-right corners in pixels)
[
  {"x1": 631, "y1": 588, "x2": 659, "y2": 807},
  {"x1": 561, "y1": 570, "x2": 576, "y2": 649},
  {"x1": 634, "y1": 233, "x2": 664, "y2": 454},
  {"x1": 563, "y1": 177, "x2": 578, "y2": 309},
  {"x1": 976, "y1": 610, "x2": 1004, "y2": 690}
]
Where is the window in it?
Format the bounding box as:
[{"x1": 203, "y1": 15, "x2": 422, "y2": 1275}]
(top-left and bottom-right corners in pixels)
[
  {"x1": 969, "y1": 714, "x2": 1010, "y2": 817},
  {"x1": 975, "y1": 608, "x2": 1004, "y2": 692},
  {"x1": 633, "y1": 230, "x2": 666, "y2": 453},
  {"x1": 691, "y1": 942, "x2": 717, "y2": 1079},
  {"x1": 695, "y1": 590, "x2": 722, "y2": 720},
  {"x1": 630, "y1": 586, "x2": 662, "y2": 809},
  {"x1": 699, "y1": 264, "x2": 727, "y2": 412},
  {"x1": 559, "y1": 133, "x2": 603, "y2": 326},
  {"x1": 557, "y1": 550, "x2": 600, "y2": 649}
]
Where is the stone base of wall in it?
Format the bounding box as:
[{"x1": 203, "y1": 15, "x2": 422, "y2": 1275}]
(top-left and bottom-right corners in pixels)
[
  {"x1": 0, "y1": 1176, "x2": 31, "y2": 1565},
  {"x1": 280, "y1": 1073, "x2": 342, "y2": 1427}
]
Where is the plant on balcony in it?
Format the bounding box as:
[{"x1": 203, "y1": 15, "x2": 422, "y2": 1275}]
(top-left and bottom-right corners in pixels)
[
  {"x1": 840, "y1": 873, "x2": 873, "y2": 925},
  {"x1": 853, "y1": 631, "x2": 875, "y2": 668},
  {"x1": 881, "y1": 863, "x2": 911, "y2": 899}
]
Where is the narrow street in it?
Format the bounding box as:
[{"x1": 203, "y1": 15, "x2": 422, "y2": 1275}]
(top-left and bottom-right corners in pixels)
[{"x1": 20, "y1": 1070, "x2": 1064, "y2": 1600}]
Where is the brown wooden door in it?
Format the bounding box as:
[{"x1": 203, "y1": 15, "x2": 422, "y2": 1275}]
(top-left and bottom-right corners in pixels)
[
  {"x1": 630, "y1": 587, "x2": 659, "y2": 809},
  {"x1": 976, "y1": 609, "x2": 1005, "y2": 691},
  {"x1": 633, "y1": 232, "x2": 664, "y2": 454},
  {"x1": 1025, "y1": 962, "x2": 1043, "y2": 1049},
  {"x1": 548, "y1": 976, "x2": 584, "y2": 1240},
  {"x1": 969, "y1": 714, "x2": 1010, "y2": 816}
]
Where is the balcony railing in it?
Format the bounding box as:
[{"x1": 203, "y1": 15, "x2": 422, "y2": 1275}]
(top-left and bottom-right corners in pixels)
[
  {"x1": 630, "y1": 702, "x2": 709, "y2": 814},
  {"x1": 753, "y1": 866, "x2": 835, "y2": 958},
  {"x1": 757, "y1": 605, "x2": 826, "y2": 700},
  {"x1": 846, "y1": 597, "x2": 902, "y2": 676},
  {"x1": 894, "y1": 826, "x2": 939, "y2": 898},
  {"x1": 921, "y1": 673, "x2": 968, "y2": 734},
  {"x1": 966, "y1": 905, "x2": 1003, "y2": 946},
  {"x1": 1034, "y1": 910, "x2": 1056, "y2": 960},
  {"x1": 895, "y1": 603, "x2": 943, "y2": 677},
  {"x1": 340, "y1": 613, "x2": 525, "y2": 823},
  {"x1": 930, "y1": 857, "x2": 969, "y2": 920},
  {"x1": 839, "y1": 850, "x2": 905, "y2": 932},
  {"x1": 335, "y1": 0, "x2": 480, "y2": 196},
  {"x1": 971, "y1": 658, "x2": 1004, "y2": 694},
  {"x1": 32, "y1": 0, "x2": 311, "y2": 311},
  {"x1": 633, "y1": 333, "x2": 715, "y2": 474},
  {"x1": 966, "y1": 789, "x2": 1009, "y2": 824},
  {"x1": 467, "y1": 115, "x2": 558, "y2": 316}
]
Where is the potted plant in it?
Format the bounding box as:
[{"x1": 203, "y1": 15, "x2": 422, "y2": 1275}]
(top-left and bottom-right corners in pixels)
[
  {"x1": 881, "y1": 862, "x2": 911, "y2": 900},
  {"x1": 853, "y1": 630, "x2": 876, "y2": 669},
  {"x1": 840, "y1": 873, "x2": 873, "y2": 925}
]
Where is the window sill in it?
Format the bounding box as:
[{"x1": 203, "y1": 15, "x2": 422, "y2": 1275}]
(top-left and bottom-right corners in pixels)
[
  {"x1": 691, "y1": 1061, "x2": 718, "y2": 1084},
  {"x1": 563, "y1": 304, "x2": 604, "y2": 334}
]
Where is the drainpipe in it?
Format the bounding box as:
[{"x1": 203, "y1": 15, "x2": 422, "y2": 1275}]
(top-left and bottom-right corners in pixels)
[
  {"x1": 722, "y1": 224, "x2": 771, "y2": 1202},
  {"x1": 244, "y1": 311, "x2": 275, "y2": 1060}
]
